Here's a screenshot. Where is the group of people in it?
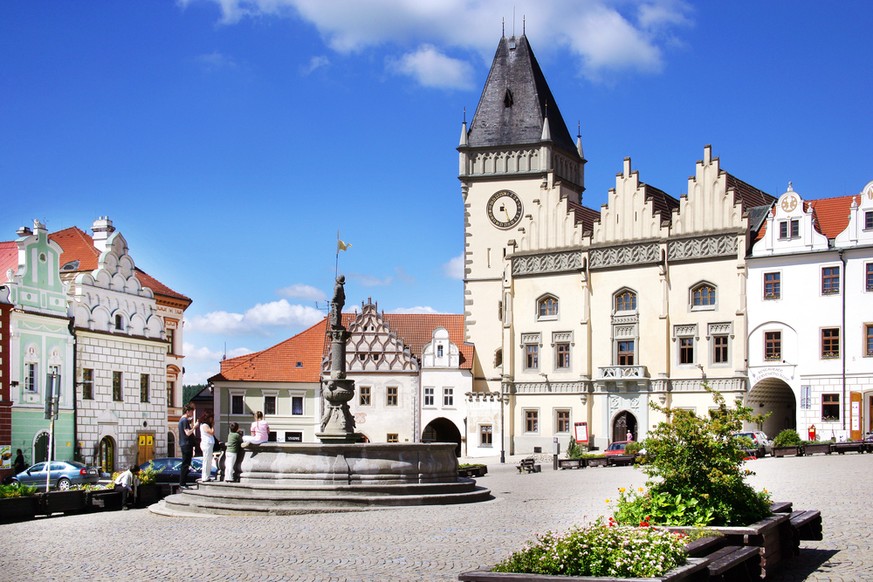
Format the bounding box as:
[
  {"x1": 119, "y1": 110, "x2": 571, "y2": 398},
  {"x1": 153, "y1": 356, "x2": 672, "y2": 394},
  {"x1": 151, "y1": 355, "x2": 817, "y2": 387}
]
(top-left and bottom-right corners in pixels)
[{"x1": 177, "y1": 405, "x2": 270, "y2": 487}]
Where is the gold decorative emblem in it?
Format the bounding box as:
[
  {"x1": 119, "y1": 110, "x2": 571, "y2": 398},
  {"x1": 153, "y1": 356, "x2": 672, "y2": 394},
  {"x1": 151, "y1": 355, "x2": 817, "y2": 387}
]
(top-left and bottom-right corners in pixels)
[{"x1": 781, "y1": 196, "x2": 797, "y2": 212}]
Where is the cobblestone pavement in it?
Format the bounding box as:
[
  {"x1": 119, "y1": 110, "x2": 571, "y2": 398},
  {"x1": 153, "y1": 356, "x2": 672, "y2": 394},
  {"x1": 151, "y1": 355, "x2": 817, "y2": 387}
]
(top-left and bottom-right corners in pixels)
[{"x1": 1, "y1": 453, "x2": 870, "y2": 581}]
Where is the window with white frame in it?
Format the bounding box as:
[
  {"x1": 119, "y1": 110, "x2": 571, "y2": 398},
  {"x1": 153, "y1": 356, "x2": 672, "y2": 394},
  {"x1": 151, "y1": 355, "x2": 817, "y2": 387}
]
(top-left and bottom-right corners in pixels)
[
  {"x1": 614, "y1": 289, "x2": 637, "y2": 312},
  {"x1": 821, "y1": 328, "x2": 840, "y2": 359},
  {"x1": 386, "y1": 386, "x2": 398, "y2": 406},
  {"x1": 822, "y1": 393, "x2": 840, "y2": 422},
  {"x1": 359, "y1": 386, "x2": 371, "y2": 406},
  {"x1": 291, "y1": 396, "x2": 304, "y2": 415},
  {"x1": 524, "y1": 409, "x2": 539, "y2": 433},
  {"x1": 866, "y1": 263, "x2": 873, "y2": 292},
  {"x1": 674, "y1": 324, "x2": 697, "y2": 365},
  {"x1": 479, "y1": 424, "x2": 493, "y2": 446},
  {"x1": 552, "y1": 331, "x2": 572, "y2": 370},
  {"x1": 82, "y1": 368, "x2": 94, "y2": 400},
  {"x1": 537, "y1": 295, "x2": 558, "y2": 320},
  {"x1": 778, "y1": 219, "x2": 799, "y2": 239},
  {"x1": 442, "y1": 387, "x2": 454, "y2": 407},
  {"x1": 822, "y1": 266, "x2": 840, "y2": 295},
  {"x1": 231, "y1": 394, "x2": 245, "y2": 415},
  {"x1": 690, "y1": 283, "x2": 716, "y2": 309},
  {"x1": 555, "y1": 409, "x2": 570, "y2": 433},
  {"x1": 764, "y1": 272, "x2": 781, "y2": 299},
  {"x1": 765, "y1": 331, "x2": 782, "y2": 361},
  {"x1": 865, "y1": 210, "x2": 873, "y2": 230},
  {"x1": 423, "y1": 386, "x2": 435, "y2": 407},
  {"x1": 264, "y1": 395, "x2": 277, "y2": 415},
  {"x1": 866, "y1": 324, "x2": 873, "y2": 357},
  {"x1": 708, "y1": 322, "x2": 732, "y2": 365},
  {"x1": 25, "y1": 362, "x2": 38, "y2": 392},
  {"x1": 140, "y1": 374, "x2": 150, "y2": 403},
  {"x1": 112, "y1": 371, "x2": 123, "y2": 401},
  {"x1": 522, "y1": 333, "x2": 540, "y2": 370}
]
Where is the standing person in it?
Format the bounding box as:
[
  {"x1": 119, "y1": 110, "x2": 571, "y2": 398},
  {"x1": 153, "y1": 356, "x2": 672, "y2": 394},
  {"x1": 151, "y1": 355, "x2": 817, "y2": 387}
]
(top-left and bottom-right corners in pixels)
[
  {"x1": 178, "y1": 404, "x2": 198, "y2": 489},
  {"x1": 13, "y1": 449, "x2": 26, "y2": 474},
  {"x1": 243, "y1": 411, "x2": 269, "y2": 444},
  {"x1": 113, "y1": 465, "x2": 140, "y2": 509},
  {"x1": 224, "y1": 422, "x2": 242, "y2": 482},
  {"x1": 626, "y1": 430, "x2": 633, "y2": 442},
  {"x1": 199, "y1": 414, "x2": 216, "y2": 482}
]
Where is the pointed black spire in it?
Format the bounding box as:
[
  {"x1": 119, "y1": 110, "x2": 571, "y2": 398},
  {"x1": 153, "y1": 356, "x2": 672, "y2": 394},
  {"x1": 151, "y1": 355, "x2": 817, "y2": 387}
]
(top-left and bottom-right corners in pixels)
[{"x1": 466, "y1": 35, "x2": 579, "y2": 158}]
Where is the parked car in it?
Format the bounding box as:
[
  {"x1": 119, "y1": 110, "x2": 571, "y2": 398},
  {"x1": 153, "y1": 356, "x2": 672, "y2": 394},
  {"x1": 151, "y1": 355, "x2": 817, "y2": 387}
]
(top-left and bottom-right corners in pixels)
[
  {"x1": 140, "y1": 457, "x2": 217, "y2": 484},
  {"x1": 604, "y1": 441, "x2": 630, "y2": 456},
  {"x1": 11, "y1": 461, "x2": 99, "y2": 491},
  {"x1": 734, "y1": 431, "x2": 772, "y2": 458}
]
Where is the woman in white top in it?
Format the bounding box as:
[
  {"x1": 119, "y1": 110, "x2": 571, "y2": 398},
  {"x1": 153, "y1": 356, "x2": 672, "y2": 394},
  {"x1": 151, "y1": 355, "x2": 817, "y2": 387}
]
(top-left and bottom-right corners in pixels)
[
  {"x1": 243, "y1": 411, "x2": 269, "y2": 444},
  {"x1": 199, "y1": 414, "x2": 216, "y2": 482}
]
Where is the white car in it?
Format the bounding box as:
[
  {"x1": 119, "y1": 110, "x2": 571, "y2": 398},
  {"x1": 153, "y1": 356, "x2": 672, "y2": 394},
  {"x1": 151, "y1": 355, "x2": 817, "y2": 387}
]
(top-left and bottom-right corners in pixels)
[{"x1": 734, "y1": 431, "x2": 773, "y2": 458}]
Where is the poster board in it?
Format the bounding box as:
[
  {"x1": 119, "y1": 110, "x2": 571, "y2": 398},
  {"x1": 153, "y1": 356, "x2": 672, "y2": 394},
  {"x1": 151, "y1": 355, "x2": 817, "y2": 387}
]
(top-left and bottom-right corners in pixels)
[{"x1": 574, "y1": 422, "x2": 589, "y2": 444}]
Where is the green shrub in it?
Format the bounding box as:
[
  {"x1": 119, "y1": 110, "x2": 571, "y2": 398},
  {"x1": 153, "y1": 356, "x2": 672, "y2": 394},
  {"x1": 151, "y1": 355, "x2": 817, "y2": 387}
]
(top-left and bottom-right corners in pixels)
[
  {"x1": 492, "y1": 520, "x2": 687, "y2": 577},
  {"x1": 566, "y1": 437, "x2": 586, "y2": 459},
  {"x1": 614, "y1": 385, "x2": 771, "y2": 527},
  {"x1": 625, "y1": 441, "x2": 643, "y2": 456},
  {"x1": 773, "y1": 429, "x2": 802, "y2": 448},
  {"x1": 0, "y1": 483, "x2": 37, "y2": 498}
]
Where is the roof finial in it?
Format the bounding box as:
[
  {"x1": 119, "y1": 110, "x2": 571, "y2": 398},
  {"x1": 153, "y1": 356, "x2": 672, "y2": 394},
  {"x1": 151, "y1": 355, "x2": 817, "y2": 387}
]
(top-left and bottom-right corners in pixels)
[
  {"x1": 502, "y1": 17, "x2": 504, "y2": 38},
  {"x1": 787, "y1": 181, "x2": 793, "y2": 192},
  {"x1": 577, "y1": 120, "x2": 581, "y2": 139},
  {"x1": 523, "y1": 15, "x2": 526, "y2": 35},
  {"x1": 463, "y1": 106, "x2": 466, "y2": 124}
]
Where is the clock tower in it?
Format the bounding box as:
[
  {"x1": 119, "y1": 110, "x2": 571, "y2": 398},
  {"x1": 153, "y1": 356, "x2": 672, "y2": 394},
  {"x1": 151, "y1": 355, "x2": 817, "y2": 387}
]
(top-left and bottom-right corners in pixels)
[{"x1": 458, "y1": 33, "x2": 586, "y2": 394}]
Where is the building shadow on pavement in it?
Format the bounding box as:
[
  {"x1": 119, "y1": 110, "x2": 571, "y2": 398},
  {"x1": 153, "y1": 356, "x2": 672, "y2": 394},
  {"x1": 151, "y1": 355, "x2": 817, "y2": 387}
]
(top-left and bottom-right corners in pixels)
[{"x1": 770, "y1": 548, "x2": 839, "y2": 581}]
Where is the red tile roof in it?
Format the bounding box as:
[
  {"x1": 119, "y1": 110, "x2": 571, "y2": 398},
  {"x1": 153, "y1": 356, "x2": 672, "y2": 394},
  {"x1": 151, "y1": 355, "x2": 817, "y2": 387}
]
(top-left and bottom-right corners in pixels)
[
  {"x1": 214, "y1": 319, "x2": 329, "y2": 382},
  {"x1": 213, "y1": 311, "x2": 473, "y2": 383},
  {"x1": 809, "y1": 195, "x2": 856, "y2": 239},
  {"x1": 0, "y1": 241, "x2": 18, "y2": 282}
]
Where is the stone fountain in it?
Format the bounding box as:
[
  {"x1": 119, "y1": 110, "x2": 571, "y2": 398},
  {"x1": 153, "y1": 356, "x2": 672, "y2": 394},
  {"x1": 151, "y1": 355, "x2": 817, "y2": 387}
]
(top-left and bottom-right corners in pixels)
[{"x1": 152, "y1": 276, "x2": 491, "y2": 516}]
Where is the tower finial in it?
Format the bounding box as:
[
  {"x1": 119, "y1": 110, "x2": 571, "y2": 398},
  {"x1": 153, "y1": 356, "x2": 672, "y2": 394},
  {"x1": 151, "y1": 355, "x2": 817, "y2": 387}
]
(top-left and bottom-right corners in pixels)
[
  {"x1": 523, "y1": 15, "x2": 526, "y2": 35},
  {"x1": 502, "y1": 17, "x2": 504, "y2": 38},
  {"x1": 463, "y1": 106, "x2": 466, "y2": 124}
]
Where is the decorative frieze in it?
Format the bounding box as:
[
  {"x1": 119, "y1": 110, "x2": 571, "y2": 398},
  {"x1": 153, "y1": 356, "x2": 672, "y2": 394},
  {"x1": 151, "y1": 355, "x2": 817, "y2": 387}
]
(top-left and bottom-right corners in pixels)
[
  {"x1": 707, "y1": 322, "x2": 733, "y2": 337},
  {"x1": 520, "y1": 333, "x2": 541, "y2": 346},
  {"x1": 597, "y1": 365, "x2": 648, "y2": 379},
  {"x1": 512, "y1": 250, "x2": 583, "y2": 276},
  {"x1": 589, "y1": 243, "x2": 659, "y2": 269},
  {"x1": 512, "y1": 381, "x2": 586, "y2": 394},
  {"x1": 668, "y1": 234, "x2": 736, "y2": 261},
  {"x1": 551, "y1": 331, "x2": 573, "y2": 345}
]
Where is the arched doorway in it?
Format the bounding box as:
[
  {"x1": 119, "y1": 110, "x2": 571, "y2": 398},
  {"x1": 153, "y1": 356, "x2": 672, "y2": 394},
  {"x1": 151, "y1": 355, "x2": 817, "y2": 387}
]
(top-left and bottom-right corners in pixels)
[
  {"x1": 612, "y1": 410, "x2": 638, "y2": 443},
  {"x1": 747, "y1": 378, "x2": 796, "y2": 437},
  {"x1": 34, "y1": 431, "x2": 50, "y2": 463},
  {"x1": 422, "y1": 418, "x2": 462, "y2": 456},
  {"x1": 98, "y1": 436, "x2": 115, "y2": 475}
]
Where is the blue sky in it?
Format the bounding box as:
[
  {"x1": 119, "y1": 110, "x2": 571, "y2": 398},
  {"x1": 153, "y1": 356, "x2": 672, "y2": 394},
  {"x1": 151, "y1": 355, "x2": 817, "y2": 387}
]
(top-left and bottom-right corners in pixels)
[{"x1": 3, "y1": 1, "x2": 872, "y2": 385}]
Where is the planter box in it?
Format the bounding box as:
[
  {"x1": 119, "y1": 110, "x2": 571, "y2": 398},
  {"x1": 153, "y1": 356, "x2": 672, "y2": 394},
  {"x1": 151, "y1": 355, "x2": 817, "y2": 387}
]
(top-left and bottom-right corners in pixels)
[
  {"x1": 585, "y1": 457, "x2": 608, "y2": 468},
  {"x1": 671, "y1": 513, "x2": 792, "y2": 579},
  {"x1": 458, "y1": 558, "x2": 708, "y2": 581},
  {"x1": 40, "y1": 490, "x2": 87, "y2": 515},
  {"x1": 801, "y1": 443, "x2": 832, "y2": 456},
  {"x1": 831, "y1": 442, "x2": 866, "y2": 454},
  {"x1": 0, "y1": 495, "x2": 40, "y2": 522},
  {"x1": 136, "y1": 484, "x2": 164, "y2": 508},
  {"x1": 772, "y1": 446, "x2": 800, "y2": 458},
  {"x1": 558, "y1": 458, "x2": 586, "y2": 470},
  {"x1": 88, "y1": 490, "x2": 123, "y2": 511}
]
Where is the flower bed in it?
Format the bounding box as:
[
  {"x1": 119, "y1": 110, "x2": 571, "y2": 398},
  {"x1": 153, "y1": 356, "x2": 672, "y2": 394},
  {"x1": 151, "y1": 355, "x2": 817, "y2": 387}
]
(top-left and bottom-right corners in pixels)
[{"x1": 458, "y1": 521, "x2": 707, "y2": 581}]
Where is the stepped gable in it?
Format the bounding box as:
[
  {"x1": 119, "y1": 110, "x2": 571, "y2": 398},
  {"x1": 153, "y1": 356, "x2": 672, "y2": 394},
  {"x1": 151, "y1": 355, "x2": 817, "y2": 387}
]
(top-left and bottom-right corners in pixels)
[
  {"x1": 645, "y1": 183, "x2": 681, "y2": 225},
  {"x1": 213, "y1": 319, "x2": 327, "y2": 383},
  {"x1": 344, "y1": 301, "x2": 419, "y2": 373},
  {"x1": 380, "y1": 312, "x2": 472, "y2": 369},
  {"x1": 50, "y1": 225, "x2": 191, "y2": 305},
  {"x1": 566, "y1": 200, "x2": 601, "y2": 235},
  {"x1": 725, "y1": 173, "x2": 776, "y2": 212},
  {"x1": 467, "y1": 34, "x2": 579, "y2": 157}
]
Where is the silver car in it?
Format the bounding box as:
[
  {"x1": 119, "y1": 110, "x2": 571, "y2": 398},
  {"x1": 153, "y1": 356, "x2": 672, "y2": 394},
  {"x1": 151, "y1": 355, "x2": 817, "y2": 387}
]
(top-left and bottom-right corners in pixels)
[
  {"x1": 11, "y1": 461, "x2": 100, "y2": 491},
  {"x1": 734, "y1": 431, "x2": 773, "y2": 458}
]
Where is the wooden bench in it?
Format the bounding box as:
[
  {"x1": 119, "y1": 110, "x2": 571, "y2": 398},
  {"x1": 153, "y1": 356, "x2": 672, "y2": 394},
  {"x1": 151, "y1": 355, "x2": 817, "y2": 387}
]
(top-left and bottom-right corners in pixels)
[
  {"x1": 517, "y1": 458, "x2": 541, "y2": 473},
  {"x1": 705, "y1": 545, "x2": 762, "y2": 581},
  {"x1": 790, "y1": 509, "x2": 823, "y2": 541},
  {"x1": 558, "y1": 458, "x2": 584, "y2": 470}
]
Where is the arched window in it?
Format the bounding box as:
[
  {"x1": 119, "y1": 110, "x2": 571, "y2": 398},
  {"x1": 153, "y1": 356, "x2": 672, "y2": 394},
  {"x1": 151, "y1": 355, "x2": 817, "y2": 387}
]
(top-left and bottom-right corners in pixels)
[
  {"x1": 537, "y1": 295, "x2": 558, "y2": 319},
  {"x1": 614, "y1": 289, "x2": 637, "y2": 312},
  {"x1": 691, "y1": 283, "x2": 717, "y2": 309},
  {"x1": 114, "y1": 314, "x2": 124, "y2": 331}
]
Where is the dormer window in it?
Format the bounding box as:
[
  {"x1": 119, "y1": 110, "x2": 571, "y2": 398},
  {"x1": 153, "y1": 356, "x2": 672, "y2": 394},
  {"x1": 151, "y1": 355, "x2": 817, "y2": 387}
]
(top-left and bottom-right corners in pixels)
[
  {"x1": 537, "y1": 295, "x2": 558, "y2": 320},
  {"x1": 437, "y1": 344, "x2": 444, "y2": 358},
  {"x1": 865, "y1": 211, "x2": 873, "y2": 230},
  {"x1": 779, "y1": 219, "x2": 799, "y2": 240}
]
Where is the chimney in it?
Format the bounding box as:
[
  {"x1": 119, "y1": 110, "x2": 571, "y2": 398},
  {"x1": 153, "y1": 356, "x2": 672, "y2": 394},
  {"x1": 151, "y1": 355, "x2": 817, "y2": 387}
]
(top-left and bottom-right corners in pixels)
[
  {"x1": 91, "y1": 216, "x2": 116, "y2": 249},
  {"x1": 16, "y1": 226, "x2": 33, "y2": 237}
]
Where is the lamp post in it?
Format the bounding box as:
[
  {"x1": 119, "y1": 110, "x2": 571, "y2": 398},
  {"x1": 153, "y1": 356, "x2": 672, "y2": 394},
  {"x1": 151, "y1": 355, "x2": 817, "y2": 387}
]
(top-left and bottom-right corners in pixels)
[{"x1": 499, "y1": 380, "x2": 509, "y2": 464}]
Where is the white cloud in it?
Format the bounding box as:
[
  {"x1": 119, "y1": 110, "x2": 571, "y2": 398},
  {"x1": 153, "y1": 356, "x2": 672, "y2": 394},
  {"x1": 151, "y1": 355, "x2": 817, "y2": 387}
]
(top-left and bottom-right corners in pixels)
[
  {"x1": 388, "y1": 45, "x2": 474, "y2": 90},
  {"x1": 442, "y1": 253, "x2": 464, "y2": 280},
  {"x1": 186, "y1": 299, "x2": 323, "y2": 335},
  {"x1": 182, "y1": 0, "x2": 693, "y2": 83},
  {"x1": 348, "y1": 273, "x2": 393, "y2": 287},
  {"x1": 193, "y1": 50, "x2": 239, "y2": 72},
  {"x1": 389, "y1": 305, "x2": 440, "y2": 314},
  {"x1": 278, "y1": 283, "x2": 327, "y2": 301},
  {"x1": 301, "y1": 55, "x2": 330, "y2": 75}
]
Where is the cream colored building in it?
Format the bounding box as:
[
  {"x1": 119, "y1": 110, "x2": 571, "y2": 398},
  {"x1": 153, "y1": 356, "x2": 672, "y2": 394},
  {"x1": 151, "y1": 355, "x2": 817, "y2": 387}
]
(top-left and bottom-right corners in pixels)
[{"x1": 460, "y1": 34, "x2": 775, "y2": 454}]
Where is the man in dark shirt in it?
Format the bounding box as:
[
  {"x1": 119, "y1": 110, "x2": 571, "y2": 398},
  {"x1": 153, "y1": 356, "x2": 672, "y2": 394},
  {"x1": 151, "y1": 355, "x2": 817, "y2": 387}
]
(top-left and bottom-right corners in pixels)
[{"x1": 177, "y1": 404, "x2": 198, "y2": 488}]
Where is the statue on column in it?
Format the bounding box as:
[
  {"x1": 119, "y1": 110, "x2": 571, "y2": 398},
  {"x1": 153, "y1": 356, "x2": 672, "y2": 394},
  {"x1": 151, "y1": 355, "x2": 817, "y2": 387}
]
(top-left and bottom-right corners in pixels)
[{"x1": 329, "y1": 275, "x2": 345, "y2": 329}]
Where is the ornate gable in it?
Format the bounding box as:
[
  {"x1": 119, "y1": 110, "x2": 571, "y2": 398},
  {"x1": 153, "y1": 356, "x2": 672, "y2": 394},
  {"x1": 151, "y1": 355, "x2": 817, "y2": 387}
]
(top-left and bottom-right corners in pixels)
[
  {"x1": 7, "y1": 220, "x2": 68, "y2": 316},
  {"x1": 752, "y1": 183, "x2": 828, "y2": 257},
  {"x1": 70, "y1": 222, "x2": 163, "y2": 338},
  {"x1": 345, "y1": 301, "x2": 419, "y2": 373}
]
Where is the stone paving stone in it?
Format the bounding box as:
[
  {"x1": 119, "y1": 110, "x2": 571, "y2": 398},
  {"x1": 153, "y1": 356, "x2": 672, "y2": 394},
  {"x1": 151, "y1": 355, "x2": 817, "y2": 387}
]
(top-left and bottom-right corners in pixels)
[{"x1": 0, "y1": 453, "x2": 870, "y2": 580}]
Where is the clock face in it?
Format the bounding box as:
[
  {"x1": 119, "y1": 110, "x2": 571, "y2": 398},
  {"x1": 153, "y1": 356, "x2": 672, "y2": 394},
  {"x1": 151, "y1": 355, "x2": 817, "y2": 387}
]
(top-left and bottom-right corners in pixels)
[
  {"x1": 781, "y1": 195, "x2": 797, "y2": 212},
  {"x1": 487, "y1": 190, "x2": 523, "y2": 229}
]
